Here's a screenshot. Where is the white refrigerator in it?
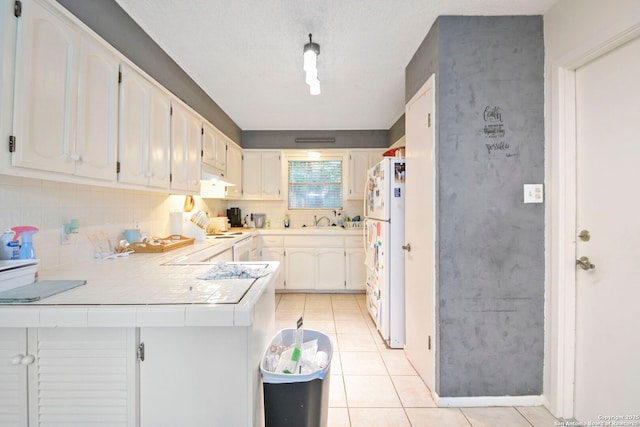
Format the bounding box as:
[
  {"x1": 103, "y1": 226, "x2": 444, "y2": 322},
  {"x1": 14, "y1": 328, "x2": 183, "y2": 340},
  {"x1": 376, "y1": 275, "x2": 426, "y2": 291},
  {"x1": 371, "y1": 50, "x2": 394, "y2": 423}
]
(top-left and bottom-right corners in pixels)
[{"x1": 364, "y1": 157, "x2": 406, "y2": 348}]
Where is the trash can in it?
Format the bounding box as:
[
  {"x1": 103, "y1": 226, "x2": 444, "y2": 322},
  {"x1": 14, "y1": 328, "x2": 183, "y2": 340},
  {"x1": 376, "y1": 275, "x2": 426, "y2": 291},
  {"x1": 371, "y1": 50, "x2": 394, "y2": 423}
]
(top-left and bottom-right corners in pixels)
[{"x1": 260, "y1": 329, "x2": 333, "y2": 427}]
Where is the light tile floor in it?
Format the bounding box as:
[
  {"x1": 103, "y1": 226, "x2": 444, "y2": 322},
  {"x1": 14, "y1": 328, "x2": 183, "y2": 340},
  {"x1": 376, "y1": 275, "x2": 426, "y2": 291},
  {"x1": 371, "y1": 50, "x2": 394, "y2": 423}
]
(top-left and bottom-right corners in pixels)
[{"x1": 275, "y1": 293, "x2": 560, "y2": 427}]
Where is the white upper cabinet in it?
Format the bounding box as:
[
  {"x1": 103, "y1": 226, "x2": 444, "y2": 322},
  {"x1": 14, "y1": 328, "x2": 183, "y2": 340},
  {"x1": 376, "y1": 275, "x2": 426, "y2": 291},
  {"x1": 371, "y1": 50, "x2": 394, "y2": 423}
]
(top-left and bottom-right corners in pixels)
[
  {"x1": 347, "y1": 149, "x2": 385, "y2": 199},
  {"x1": 224, "y1": 140, "x2": 242, "y2": 199},
  {"x1": 12, "y1": 0, "x2": 118, "y2": 181},
  {"x1": 202, "y1": 121, "x2": 227, "y2": 176},
  {"x1": 118, "y1": 63, "x2": 171, "y2": 189},
  {"x1": 170, "y1": 100, "x2": 202, "y2": 193},
  {"x1": 74, "y1": 36, "x2": 119, "y2": 180},
  {"x1": 242, "y1": 150, "x2": 281, "y2": 200}
]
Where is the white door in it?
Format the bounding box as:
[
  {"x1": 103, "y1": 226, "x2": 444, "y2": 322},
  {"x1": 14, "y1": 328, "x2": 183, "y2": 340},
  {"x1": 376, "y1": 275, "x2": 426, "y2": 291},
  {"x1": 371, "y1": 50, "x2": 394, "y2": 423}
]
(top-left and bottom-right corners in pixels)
[
  {"x1": 242, "y1": 151, "x2": 262, "y2": 198},
  {"x1": 403, "y1": 75, "x2": 436, "y2": 390},
  {"x1": 147, "y1": 86, "x2": 171, "y2": 189},
  {"x1": 574, "y1": 36, "x2": 640, "y2": 421}
]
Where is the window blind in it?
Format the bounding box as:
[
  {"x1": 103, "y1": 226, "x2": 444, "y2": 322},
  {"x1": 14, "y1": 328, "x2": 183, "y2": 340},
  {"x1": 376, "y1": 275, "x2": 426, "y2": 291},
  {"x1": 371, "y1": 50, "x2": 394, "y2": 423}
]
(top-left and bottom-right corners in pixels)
[{"x1": 288, "y1": 160, "x2": 343, "y2": 209}]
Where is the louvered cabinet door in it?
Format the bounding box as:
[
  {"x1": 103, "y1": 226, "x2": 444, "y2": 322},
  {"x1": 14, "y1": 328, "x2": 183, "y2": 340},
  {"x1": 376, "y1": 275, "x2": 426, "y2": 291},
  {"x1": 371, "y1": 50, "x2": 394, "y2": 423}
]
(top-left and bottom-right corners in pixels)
[
  {"x1": 0, "y1": 329, "x2": 28, "y2": 427},
  {"x1": 28, "y1": 328, "x2": 137, "y2": 426}
]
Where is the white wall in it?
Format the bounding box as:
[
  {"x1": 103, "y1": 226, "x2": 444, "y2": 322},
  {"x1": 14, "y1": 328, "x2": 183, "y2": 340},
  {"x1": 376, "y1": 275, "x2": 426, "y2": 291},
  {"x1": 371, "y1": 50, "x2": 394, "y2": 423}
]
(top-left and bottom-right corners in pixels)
[{"x1": 543, "y1": 0, "x2": 640, "y2": 418}]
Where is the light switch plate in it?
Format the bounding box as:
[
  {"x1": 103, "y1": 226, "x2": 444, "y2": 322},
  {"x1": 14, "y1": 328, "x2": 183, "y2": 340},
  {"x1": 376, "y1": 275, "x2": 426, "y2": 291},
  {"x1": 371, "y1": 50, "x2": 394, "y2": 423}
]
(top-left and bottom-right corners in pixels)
[{"x1": 524, "y1": 184, "x2": 544, "y2": 203}]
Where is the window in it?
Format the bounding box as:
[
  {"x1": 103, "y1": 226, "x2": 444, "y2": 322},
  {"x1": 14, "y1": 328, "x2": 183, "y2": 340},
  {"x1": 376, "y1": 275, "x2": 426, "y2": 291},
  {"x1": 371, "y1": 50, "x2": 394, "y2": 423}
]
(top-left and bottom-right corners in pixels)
[{"x1": 288, "y1": 159, "x2": 343, "y2": 209}]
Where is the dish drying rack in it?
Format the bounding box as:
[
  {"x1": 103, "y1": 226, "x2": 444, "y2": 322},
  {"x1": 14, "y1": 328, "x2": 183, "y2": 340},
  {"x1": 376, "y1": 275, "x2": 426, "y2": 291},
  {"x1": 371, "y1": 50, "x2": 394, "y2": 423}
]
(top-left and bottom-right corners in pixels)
[{"x1": 87, "y1": 232, "x2": 134, "y2": 259}]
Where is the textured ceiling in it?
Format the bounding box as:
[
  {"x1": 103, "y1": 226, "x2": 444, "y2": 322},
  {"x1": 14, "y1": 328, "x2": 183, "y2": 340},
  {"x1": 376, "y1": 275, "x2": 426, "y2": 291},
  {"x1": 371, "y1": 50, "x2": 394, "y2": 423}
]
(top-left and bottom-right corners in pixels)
[{"x1": 114, "y1": 0, "x2": 557, "y2": 131}]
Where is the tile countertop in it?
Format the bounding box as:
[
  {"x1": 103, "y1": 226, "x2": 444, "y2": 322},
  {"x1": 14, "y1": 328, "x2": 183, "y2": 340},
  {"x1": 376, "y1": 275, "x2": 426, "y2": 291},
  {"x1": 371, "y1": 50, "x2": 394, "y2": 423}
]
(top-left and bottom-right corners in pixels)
[
  {"x1": 0, "y1": 236, "x2": 279, "y2": 329},
  {"x1": 256, "y1": 226, "x2": 364, "y2": 235}
]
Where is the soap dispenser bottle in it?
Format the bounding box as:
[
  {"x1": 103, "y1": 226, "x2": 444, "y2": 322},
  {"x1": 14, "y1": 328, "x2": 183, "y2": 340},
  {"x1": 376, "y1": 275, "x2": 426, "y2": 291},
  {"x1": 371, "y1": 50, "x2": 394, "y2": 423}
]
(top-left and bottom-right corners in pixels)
[
  {"x1": 284, "y1": 215, "x2": 290, "y2": 228},
  {"x1": 11, "y1": 226, "x2": 39, "y2": 259}
]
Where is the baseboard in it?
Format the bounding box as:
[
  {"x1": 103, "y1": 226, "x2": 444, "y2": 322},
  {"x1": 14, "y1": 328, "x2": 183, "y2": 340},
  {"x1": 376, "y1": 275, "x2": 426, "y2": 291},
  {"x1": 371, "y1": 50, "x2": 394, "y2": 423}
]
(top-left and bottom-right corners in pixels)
[{"x1": 434, "y1": 394, "x2": 544, "y2": 407}]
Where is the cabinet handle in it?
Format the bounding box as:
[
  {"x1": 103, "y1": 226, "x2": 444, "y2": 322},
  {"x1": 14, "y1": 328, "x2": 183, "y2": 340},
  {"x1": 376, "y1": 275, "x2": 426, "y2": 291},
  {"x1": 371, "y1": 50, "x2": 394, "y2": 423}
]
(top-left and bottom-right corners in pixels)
[
  {"x1": 21, "y1": 355, "x2": 35, "y2": 365},
  {"x1": 12, "y1": 354, "x2": 24, "y2": 365}
]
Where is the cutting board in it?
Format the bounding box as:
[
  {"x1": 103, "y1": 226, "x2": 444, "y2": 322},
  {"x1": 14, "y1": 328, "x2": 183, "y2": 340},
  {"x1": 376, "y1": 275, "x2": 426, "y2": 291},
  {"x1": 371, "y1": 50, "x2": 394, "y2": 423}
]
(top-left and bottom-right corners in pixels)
[{"x1": 0, "y1": 280, "x2": 86, "y2": 303}]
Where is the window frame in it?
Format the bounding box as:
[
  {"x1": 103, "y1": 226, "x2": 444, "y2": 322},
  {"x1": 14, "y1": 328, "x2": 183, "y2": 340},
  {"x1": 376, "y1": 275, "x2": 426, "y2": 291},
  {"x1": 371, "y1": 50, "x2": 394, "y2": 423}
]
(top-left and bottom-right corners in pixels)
[{"x1": 284, "y1": 151, "x2": 347, "y2": 210}]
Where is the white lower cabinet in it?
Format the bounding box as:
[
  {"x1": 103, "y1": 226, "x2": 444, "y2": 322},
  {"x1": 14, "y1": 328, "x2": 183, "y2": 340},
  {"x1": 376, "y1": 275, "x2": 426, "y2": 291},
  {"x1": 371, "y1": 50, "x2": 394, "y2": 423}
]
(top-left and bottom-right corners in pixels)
[
  {"x1": 0, "y1": 327, "x2": 137, "y2": 427},
  {"x1": 0, "y1": 328, "x2": 28, "y2": 426},
  {"x1": 260, "y1": 236, "x2": 285, "y2": 290},
  {"x1": 285, "y1": 247, "x2": 317, "y2": 290},
  {"x1": 262, "y1": 234, "x2": 366, "y2": 292},
  {"x1": 316, "y1": 247, "x2": 346, "y2": 290}
]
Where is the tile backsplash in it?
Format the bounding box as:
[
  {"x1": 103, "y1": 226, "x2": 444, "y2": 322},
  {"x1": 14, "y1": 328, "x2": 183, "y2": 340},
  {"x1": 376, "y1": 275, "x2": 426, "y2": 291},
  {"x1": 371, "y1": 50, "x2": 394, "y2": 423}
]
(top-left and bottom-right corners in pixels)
[
  {"x1": 0, "y1": 174, "x2": 362, "y2": 270},
  {"x1": 0, "y1": 175, "x2": 224, "y2": 270}
]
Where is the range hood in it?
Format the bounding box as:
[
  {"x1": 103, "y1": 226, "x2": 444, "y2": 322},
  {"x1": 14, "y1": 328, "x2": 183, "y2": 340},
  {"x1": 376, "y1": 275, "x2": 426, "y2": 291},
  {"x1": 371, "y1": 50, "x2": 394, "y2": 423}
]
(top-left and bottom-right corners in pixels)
[
  {"x1": 200, "y1": 164, "x2": 234, "y2": 198},
  {"x1": 201, "y1": 164, "x2": 234, "y2": 187}
]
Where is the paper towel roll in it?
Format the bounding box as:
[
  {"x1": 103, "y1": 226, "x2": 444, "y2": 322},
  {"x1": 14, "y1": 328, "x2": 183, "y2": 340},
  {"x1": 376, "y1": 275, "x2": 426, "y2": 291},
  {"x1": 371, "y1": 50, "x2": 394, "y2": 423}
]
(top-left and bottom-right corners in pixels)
[{"x1": 169, "y1": 211, "x2": 184, "y2": 235}]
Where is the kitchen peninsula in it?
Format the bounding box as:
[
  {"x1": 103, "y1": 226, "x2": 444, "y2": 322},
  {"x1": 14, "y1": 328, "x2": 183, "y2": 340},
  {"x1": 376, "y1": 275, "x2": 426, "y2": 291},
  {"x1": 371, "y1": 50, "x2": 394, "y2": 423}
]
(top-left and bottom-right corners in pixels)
[{"x1": 0, "y1": 237, "x2": 277, "y2": 427}]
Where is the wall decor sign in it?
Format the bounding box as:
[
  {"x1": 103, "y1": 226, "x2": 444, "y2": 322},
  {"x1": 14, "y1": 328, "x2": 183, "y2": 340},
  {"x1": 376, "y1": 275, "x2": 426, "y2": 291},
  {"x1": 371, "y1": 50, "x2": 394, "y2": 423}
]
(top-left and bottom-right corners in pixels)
[{"x1": 483, "y1": 105, "x2": 515, "y2": 158}]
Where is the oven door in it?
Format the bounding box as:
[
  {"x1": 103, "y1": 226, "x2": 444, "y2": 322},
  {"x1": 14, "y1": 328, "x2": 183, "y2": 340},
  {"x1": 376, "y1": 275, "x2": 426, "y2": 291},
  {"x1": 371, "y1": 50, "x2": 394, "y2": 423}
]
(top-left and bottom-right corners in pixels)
[{"x1": 232, "y1": 237, "x2": 252, "y2": 262}]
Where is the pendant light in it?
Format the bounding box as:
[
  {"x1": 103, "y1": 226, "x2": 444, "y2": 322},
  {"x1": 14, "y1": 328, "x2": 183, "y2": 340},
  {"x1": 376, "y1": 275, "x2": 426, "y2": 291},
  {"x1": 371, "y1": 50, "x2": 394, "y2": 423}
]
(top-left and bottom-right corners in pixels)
[{"x1": 303, "y1": 34, "x2": 321, "y2": 95}]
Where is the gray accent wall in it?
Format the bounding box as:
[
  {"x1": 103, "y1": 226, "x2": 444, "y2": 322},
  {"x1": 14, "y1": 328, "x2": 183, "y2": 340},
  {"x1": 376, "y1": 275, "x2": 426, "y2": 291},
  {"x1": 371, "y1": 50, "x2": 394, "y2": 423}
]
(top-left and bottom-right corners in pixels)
[
  {"x1": 55, "y1": 0, "x2": 241, "y2": 144},
  {"x1": 242, "y1": 130, "x2": 389, "y2": 150},
  {"x1": 406, "y1": 16, "x2": 544, "y2": 397},
  {"x1": 389, "y1": 114, "x2": 406, "y2": 145}
]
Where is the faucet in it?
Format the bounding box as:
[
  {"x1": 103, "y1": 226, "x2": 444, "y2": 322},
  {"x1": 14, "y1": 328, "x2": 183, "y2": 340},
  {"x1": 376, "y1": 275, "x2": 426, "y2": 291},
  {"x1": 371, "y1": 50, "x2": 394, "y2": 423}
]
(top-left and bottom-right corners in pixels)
[{"x1": 314, "y1": 216, "x2": 332, "y2": 227}]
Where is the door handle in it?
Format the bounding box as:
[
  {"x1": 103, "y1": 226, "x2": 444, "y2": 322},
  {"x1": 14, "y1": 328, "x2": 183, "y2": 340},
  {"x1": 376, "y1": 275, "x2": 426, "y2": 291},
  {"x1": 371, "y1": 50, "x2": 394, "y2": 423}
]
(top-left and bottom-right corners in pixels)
[
  {"x1": 576, "y1": 256, "x2": 596, "y2": 270},
  {"x1": 402, "y1": 243, "x2": 411, "y2": 252}
]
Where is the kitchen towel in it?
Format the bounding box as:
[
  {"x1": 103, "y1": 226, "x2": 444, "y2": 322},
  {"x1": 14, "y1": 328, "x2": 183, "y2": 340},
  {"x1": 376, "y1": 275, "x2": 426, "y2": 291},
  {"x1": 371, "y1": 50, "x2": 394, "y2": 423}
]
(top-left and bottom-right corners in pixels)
[{"x1": 197, "y1": 262, "x2": 271, "y2": 280}]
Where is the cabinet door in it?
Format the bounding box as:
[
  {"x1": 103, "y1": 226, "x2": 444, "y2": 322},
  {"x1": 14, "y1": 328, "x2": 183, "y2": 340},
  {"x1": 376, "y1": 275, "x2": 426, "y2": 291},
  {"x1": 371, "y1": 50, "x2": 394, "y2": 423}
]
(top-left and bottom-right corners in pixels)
[
  {"x1": 348, "y1": 150, "x2": 385, "y2": 200},
  {"x1": 0, "y1": 329, "x2": 28, "y2": 427},
  {"x1": 242, "y1": 151, "x2": 262, "y2": 199},
  {"x1": 285, "y1": 248, "x2": 316, "y2": 290},
  {"x1": 75, "y1": 35, "x2": 119, "y2": 181},
  {"x1": 261, "y1": 151, "x2": 282, "y2": 199},
  {"x1": 261, "y1": 245, "x2": 285, "y2": 290},
  {"x1": 348, "y1": 151, "x2": 368, "y2": 200},
  {"x1": 119, "y1": 65, "x2": 151, "y2": 186},
  {"x1": 201, "y1": 122, "x2": 226, "y2": 174},
  {"x1": 225, "y1": 142, "x2": 242, "y2": 198},
  {"x1": 147, "y1": 86, "x2": 171, "y2": 188},
  {"x1": 139, "y1": 328, "x2": 249, "y2": 426},
  {"x1": 29, "y1": 328, "x2": 137, "y2": 426},
  {"x1": 346, "y1": 247, "x2": 366, "y2": 291},
  {"x1": 170, "y1": 101, "x2": 201, "y2": 192},
  {"x1": 316, "y1": 248, "x2": 346, "y2": 290},
  {"x1": 12, "y1": 0, "x2": 79, "y2": 174}
]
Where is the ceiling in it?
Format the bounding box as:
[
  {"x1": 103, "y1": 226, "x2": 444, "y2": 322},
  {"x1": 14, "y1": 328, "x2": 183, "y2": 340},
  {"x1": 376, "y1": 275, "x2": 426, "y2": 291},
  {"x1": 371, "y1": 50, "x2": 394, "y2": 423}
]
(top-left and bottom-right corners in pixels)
[{"x1": 114, "y1": 0, "x2": 557, "y2": 131}]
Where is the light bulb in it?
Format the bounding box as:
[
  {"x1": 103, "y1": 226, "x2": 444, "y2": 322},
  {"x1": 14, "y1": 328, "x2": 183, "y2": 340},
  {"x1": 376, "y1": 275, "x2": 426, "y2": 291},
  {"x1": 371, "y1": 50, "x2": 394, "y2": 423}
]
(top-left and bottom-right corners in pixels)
[
  {"x1": 305, "y1": 68, "x2": 318, "y2": 85},
  {"x1": 303, "y1": 50, "x2": 316, "y2": 71},
  {"x1": 310, "y1": 78, "x2": 321, "y2": 95}
]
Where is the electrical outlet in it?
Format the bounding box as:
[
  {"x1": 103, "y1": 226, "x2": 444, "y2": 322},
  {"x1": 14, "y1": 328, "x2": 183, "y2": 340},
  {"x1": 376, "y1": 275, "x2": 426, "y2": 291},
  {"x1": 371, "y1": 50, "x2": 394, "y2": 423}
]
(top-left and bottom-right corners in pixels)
[
  {"x1": 60, "y1": 226, "x2": 80, "y2": 245},
  {"x1": 524, "y1": 184, "x2": 544, "y2": 204}
]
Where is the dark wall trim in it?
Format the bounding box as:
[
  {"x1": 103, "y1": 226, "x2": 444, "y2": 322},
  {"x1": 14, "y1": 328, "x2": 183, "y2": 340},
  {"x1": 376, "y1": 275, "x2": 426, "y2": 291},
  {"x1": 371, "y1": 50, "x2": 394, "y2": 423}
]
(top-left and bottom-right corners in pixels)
[
  {"x1": 55, "y1": 0, "x2": 241, "y2": 144},
  {"x1": 389, "y1": 114, "x2": 406, "y2": 144}
]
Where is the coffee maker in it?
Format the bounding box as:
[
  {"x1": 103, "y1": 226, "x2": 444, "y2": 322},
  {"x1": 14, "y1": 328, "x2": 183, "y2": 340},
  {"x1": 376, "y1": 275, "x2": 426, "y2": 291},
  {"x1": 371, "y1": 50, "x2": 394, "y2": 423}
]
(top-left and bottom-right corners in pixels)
[{"x1": 226, "y1": 208, "x2": 242, "y2": 228}]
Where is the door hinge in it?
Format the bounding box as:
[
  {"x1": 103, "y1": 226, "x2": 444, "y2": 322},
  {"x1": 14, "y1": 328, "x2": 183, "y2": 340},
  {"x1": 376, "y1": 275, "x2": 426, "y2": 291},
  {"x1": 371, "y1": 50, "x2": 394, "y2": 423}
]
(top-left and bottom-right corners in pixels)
[
  {"x1": 169, "y1": 173, "x2": 173, "y2": 183},
  {"x1": 170, "y1": 106, "x2": 173, "y2": 116},
  {"x1": 201, "y1": 127, "x2": 204, "y2": 135},
  {"x1": 118, "y1": 71, "x2": 122, "y2": 83},
  {"x1": 116, "y1": 161, "x2": 121, "y2": 174},
  {"x1": 428, "y1": 113, "x2": 431, "y2": 127},
  {"x1": 428, "y1": 335, "x2": 432, "y2": 350},
  {"x1": 201, "y1": 149, "x2": 204, "y2": 158},
  {"x1": 14, "y1": 1, "x2": 22, "y2": 18},
  {"x1": 9, "y1": 135, "x2": 16, "y2": 152},
  {"x1": 137, "y1": 342, "x2": 145, "y2": 362}
]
